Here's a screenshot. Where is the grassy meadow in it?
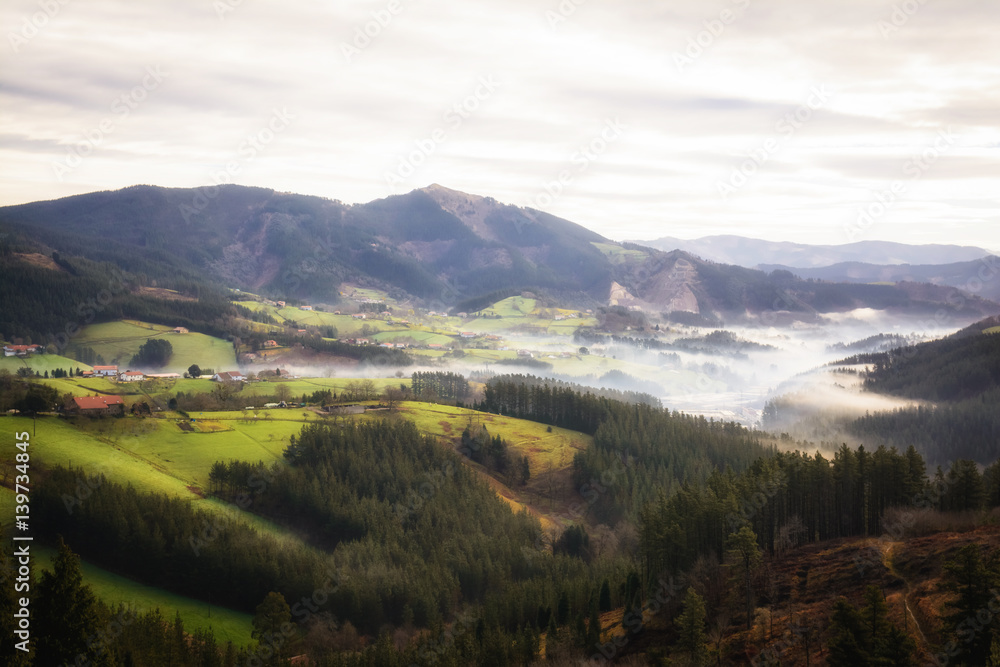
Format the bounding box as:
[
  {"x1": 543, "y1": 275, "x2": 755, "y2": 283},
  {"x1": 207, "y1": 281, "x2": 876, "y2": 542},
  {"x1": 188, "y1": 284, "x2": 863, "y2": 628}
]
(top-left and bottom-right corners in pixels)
[
  {"x1": 34, "y1": 546, "x2": 254, "y2": 646},
  {"x1": 68, "y1": 320, "x2": 236, "y2": 373}
]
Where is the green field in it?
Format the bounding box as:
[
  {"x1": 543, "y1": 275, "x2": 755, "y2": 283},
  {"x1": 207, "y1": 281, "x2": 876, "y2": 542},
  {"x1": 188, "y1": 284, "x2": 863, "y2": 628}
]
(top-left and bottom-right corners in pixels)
[
  {"x1": 34, "y1": 546, "x2": 253, "y2": 645},
  {"x1": 0, "y1": 413, "x2": 303, "y2": 509},
  {"x1": 591, "y1": 241, "x2": 650, "y2": 265},
  {"x1": 39, "y1": 376, "x2": 134, "y2": 397},
  {"x1": 397, "y1": 401, "x2": 590, "y2": 472},
  {"x1": 476, "y1": 296, "x2": 538, "y2": 318},
  {"x1": 0, "y1": 353, "x2": 93, "y2": 375},
  {"x1": 260, "y1": 377, "x2": 411, "y2": 397},
  {"x1": 70, "y1": 320, "x2": 237, "y2": 373},
  {"x1": 1, "y1": 410, "x2": 325, "y2": 644},
  {"x1": 0, "y1": 392, "x2": 601, "y2": 646},
  {"x1": 985, "y1": 326, "x2": 1000, "y2": 335},
  {"x1": 372, "y1": 329, "x2": 454, "y2": 345}
]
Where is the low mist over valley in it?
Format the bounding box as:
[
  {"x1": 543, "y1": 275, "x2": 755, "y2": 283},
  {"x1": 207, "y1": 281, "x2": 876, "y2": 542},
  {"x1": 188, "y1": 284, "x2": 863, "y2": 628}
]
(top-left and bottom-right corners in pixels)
[
  {"x1": 4, "y1": 1, "x2": 1000, "y2": 662},
  {"x1": 2, "y1": 183, "x2": 1000, "y2": 666}
]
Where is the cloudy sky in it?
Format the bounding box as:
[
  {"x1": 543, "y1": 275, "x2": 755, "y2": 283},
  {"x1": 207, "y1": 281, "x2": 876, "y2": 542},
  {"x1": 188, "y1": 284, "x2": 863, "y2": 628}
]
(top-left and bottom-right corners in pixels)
[{"x1": 2, "y1": 0, "x2": 998, "y2": 248}]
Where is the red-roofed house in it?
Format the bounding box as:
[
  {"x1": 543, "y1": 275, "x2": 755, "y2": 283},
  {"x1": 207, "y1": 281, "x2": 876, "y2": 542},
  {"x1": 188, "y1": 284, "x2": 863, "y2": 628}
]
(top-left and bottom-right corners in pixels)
[
  {"x1": 71, "y1": 395, "x2": 125, "y2": 416},
  {"x1": 263, "y1": 340, "x2": 279, "y2": 348},
  {"x1": 118, "y1": 370, "x2": 145, "y2": 383},
  {"x1": 93, "y1": 365, "x2": 119, "y2": 377}
]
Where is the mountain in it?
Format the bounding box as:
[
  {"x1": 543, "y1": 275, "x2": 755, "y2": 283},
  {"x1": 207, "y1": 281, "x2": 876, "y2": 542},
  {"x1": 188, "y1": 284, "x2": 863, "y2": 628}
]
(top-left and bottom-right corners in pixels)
[
  {"x1": 2, "y1": 185, "x2": 998, "y2": 335},
  {"x1": 636, "y1": 235, "x2": 994, "y2": 268},
  {"x1": 0, "y1": 183, "x2": 612, "y2": 306},
  {"x1": 757, "y1": 256, "x2": 1000, "y2": 303},
  {"x1": 606, "y1": 247, "x2": 1000, "y2": 325}
]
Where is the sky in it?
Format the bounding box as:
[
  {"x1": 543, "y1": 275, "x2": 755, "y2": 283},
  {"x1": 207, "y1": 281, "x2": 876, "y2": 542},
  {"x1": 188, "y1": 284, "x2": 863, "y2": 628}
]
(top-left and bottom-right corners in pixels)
[{"x1": 2, "y1": 0, "x2": 999, "y2": 248}]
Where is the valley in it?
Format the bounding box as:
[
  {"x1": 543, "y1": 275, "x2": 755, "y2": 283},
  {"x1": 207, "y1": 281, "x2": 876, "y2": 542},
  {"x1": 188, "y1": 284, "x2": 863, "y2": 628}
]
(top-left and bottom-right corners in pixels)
[{"x1": 1, "y1": 185, "x2": 999, "y2": 665}]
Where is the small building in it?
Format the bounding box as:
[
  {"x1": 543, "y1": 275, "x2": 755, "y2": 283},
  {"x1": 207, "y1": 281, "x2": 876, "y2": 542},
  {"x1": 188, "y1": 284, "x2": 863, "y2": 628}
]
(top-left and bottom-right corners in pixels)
[
  {"x1": 93, "y1": 365, "x2": 119, "y2": 377},
  {"x1": 71, "y1": 395, "x2": 125, "y2": 417},
  {"x1": 456, "y1": 312, "x2": 468, "y2": 318},
  {"x1": 277, "y1": 301, "x2": 286, "y2": 307},
  {"x1": 212, "y1": 371, "x2": 247, "y2": 383},
  {"x1": 352, "y1": 313, "x2": 366, "y2": 320},
  {"x1": 517, "y1": 349, "x2": 533, "y2": 358},
  {"x1": 460, "y1": 332, "x2": 476, "y2": 339},
  {"x1": 3, "y1": 344, "x2": 43, "y2": 357},
  {"x1": 118, "y1": 370, "x2": 145, "y2": 383},
  {"x1": 263, "y1": 340, "x2": 279, "y2": 348},
  {"x1": 173, "y1": 327, "x2": 189, "y2": 334},
  {"x1": 300, "y1": 305, "x2": 313, "y2": 311}
]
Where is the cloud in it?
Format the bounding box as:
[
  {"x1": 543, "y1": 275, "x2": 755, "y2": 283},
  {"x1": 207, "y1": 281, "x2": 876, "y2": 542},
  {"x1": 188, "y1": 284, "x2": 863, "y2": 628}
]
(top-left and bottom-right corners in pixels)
[{"x1": 0, "y1": 0, "x2": 998, "y2": 247}]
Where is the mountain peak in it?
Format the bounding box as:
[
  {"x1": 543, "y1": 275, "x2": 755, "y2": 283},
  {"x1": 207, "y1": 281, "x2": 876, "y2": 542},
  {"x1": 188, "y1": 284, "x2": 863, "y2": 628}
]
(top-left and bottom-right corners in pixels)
[{"x1": 415, "y1": 184, "x2": 500, "y2": 241}]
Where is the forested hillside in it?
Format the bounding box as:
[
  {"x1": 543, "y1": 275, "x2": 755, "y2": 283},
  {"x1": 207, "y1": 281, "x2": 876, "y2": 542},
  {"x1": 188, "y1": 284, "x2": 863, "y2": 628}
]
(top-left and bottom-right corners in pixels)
[
  {"x1": 836, "y1": 319, "x2": 1000, "y2": 465},
  {"x1": 481, "y1": 374, "x2": 771, "y2": 525},
  {"x1": 3, "y1": 185, "x2": 997, "y2": 323}
]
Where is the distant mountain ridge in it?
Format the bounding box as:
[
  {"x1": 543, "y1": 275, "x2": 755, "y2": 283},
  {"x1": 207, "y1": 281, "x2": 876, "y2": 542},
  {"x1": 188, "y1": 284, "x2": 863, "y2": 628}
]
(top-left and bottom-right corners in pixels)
[
  {"x1": 758, "y1": 256, "x2": 1000, "y2": 303},
  {"x1": 1, "y1": 185, "x2": 998, "y2": 329},
  {"x1": 636, "y1": 234, "x2": 994, "y2": 268}
]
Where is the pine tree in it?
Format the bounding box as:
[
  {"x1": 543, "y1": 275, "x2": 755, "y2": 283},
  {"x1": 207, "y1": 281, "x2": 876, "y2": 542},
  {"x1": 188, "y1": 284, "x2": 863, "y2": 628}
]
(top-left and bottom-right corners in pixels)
[
  {"x1": 676, "y1": 587, "x2": 708, "y2": 666},
  {"x1": 252, "y1": 591, "x2": 293, "y2": 666},
  {"x1": 33, "y1": 538, "x2": 105, "y2": 666},
  {"x1": 556, "y1": 590, "x2": 570, "y2": 625},
  {"x1": 586, "y1": 599, "x2": 602, "y2": 653},
  {"x1": 599, "y1": 578, "x2": 612, "y2": 612},
  {"x1": 727, "y1": 525, "x2": 761, "y2": 630},
  {"x1": 942, "y1": 544, "x2": 1000, "y2": 665},
  {"x1": 827, "y1": 598, "x2": 868, "y2": 666}
]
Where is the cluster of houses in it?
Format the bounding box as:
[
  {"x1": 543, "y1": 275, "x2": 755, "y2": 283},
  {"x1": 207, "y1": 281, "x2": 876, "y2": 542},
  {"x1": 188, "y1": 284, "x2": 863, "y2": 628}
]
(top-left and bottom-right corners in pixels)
[
  {"x1": 76, "y1": 366, "x2": 181, "y2": 382},
  {"x1": 3, "y1": 344, "x2": 43, "y2": 357},
  {"x1": 211, "y1": 371, "x2": 247, "y2": 382}
]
